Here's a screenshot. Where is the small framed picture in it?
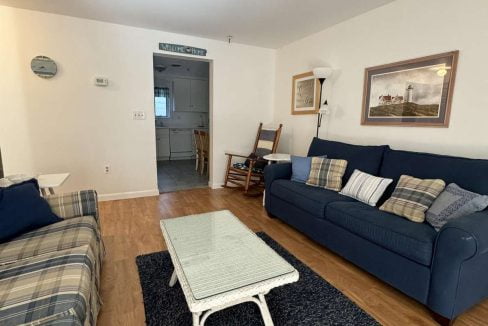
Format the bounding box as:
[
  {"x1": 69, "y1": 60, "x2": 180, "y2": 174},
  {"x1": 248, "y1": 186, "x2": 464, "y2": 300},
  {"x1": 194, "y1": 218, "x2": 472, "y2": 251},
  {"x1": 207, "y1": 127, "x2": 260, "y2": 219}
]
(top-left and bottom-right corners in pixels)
[
  {"x1": 291, "y1": 71, "x2": 320, "y2": 115},
  {"x1": 361, "y1": 51, "x2": 458, "y2": 127}
]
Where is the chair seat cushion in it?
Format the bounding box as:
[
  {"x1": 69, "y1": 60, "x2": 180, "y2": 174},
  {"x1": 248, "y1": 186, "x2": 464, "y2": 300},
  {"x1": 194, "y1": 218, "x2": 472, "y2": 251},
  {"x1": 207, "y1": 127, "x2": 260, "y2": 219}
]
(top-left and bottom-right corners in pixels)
[
  {"x1": 233, "y1": 162, "x2": 264, "y2": 174},
  {"x1": 0, "y1": 216, "x2": 101, "y2": 265},
  {"x1": 326, "y1": 202, "x2": 437, "y2": 266},
  {"x1": 270, "y1": 179, "x2": 354, "y2": 218},
  {"x1": 0, "y1": 245, "x2": 100, "y2": 326}
]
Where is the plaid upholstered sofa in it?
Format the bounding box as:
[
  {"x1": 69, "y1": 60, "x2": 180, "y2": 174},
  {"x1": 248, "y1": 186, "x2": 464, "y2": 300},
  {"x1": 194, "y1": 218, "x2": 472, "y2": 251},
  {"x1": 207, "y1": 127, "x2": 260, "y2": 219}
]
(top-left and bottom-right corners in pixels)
[{"x1": 0, "y1": 190, "x2": 104, "y2": 325}]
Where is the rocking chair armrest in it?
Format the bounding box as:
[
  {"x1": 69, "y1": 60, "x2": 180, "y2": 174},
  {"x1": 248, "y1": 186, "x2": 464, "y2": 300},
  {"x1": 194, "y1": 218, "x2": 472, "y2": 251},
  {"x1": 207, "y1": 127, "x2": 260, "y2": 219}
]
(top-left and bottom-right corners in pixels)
[{"x1": 225, "y1": 152, "x2": 251, "y2": 159}]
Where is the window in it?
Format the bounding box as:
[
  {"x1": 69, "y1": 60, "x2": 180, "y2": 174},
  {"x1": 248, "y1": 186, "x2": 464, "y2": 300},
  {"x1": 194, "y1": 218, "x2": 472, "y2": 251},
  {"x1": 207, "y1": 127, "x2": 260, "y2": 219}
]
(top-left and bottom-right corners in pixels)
[{"x1": 154, "y1": 87, "x2": 170, "y2": 118}]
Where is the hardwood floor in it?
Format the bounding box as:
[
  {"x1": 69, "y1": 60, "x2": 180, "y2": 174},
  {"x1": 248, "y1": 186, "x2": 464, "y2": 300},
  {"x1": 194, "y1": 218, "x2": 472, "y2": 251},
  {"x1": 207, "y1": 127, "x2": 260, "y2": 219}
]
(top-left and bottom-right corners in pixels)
[{"x1": 97, "y1": 188, "x2": 488, "y2": 325}]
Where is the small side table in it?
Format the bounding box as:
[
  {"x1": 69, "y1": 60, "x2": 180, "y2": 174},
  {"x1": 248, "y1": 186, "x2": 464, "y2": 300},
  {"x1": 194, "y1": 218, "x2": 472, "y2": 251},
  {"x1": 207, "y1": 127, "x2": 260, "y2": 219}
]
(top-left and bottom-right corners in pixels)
[
  {"x1": 38, "y1": 173, "x2": 70, "y2": 196},
  {"x1": 262, "y1": 154, "x2": 291, "y2": 206},
  {"x1": 263, "y1": 153, "x2": 291, "y2": 164}
]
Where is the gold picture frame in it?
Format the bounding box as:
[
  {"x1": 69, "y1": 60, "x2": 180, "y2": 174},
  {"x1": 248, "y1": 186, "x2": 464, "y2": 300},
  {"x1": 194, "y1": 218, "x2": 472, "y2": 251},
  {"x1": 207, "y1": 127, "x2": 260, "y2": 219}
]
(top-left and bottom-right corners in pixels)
[
  {"x1": 291, "y1": 71, "x2": 320, "y2": 115},
  {"x1": 361, "y1": 51, "x2": 458, "y2": 127}
]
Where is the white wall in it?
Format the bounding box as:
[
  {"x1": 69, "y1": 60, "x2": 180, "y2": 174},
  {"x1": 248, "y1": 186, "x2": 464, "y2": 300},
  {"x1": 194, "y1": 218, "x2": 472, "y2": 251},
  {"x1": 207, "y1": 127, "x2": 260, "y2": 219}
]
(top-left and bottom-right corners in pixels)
[
  {"x1": 0, "y1": 6, "x2": 275, "y2": 198},
  {"x1": 273, "y1": 0, "x2": 488, "y2": 159}
]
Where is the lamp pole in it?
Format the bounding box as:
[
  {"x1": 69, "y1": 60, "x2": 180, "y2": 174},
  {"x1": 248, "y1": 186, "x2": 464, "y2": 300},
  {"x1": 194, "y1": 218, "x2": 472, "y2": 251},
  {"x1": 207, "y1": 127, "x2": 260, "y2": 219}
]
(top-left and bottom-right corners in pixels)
[{"x1": 316, "y1": 78, "x2": 325, "y2": 138}]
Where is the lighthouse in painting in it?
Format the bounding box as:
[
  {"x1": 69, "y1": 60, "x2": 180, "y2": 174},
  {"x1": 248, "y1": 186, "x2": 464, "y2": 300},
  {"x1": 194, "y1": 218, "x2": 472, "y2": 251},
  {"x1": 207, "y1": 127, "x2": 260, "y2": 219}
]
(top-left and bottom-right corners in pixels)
[{"x1": 405, "y1": 84, "x2": 414, "y2": 103}]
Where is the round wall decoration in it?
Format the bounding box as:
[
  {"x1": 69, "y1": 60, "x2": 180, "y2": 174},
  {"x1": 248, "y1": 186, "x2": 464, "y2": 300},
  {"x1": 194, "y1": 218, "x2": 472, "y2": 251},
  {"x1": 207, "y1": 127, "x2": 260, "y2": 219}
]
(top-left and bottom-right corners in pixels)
[{"x1": 31, "y1": 56, "x2": 57, "y2": 78}]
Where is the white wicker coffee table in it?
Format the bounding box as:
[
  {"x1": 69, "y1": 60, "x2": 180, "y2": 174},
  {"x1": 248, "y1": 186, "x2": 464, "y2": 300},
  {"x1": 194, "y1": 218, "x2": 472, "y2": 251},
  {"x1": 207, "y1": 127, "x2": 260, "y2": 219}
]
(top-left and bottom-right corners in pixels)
[{"x1": 160, "y1": 210, "x2": 299, "y2": 326}]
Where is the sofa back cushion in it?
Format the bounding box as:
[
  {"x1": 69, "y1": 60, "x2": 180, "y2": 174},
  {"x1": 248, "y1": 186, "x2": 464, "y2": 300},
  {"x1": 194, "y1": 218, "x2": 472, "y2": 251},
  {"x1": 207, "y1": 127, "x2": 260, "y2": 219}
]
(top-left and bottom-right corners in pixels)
[
  {"x1": 379, "y1": 148, "x2": 488, "y2": 201},
  {"x1": 307, "y1": 138, "x2": 389, "y2": 184}
]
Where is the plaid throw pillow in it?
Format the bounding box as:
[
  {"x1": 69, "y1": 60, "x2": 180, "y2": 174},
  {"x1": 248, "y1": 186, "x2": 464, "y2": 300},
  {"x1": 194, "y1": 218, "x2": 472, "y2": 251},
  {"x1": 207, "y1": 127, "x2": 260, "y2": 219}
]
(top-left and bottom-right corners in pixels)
[
  {"x1": 306, "y1": 157, "x2": 348, "y2": 191},
  {"x1": 380, "y1": 175, "x2": 446, "y2": 223}
]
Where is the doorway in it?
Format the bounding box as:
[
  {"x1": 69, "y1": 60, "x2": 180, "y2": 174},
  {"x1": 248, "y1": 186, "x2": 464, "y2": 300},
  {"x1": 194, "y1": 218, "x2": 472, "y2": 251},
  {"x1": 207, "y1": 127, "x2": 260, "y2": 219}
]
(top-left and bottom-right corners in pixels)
[{"x1": 153, "y1": 54, "x2": 210, "y2": 193}]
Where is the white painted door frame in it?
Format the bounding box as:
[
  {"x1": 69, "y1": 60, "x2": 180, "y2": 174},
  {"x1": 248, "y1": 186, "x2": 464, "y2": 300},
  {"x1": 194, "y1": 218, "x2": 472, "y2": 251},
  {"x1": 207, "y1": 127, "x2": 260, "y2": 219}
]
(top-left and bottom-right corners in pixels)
[{"x1": 152, "y1": 52, "x2": 214, "y2": 189}]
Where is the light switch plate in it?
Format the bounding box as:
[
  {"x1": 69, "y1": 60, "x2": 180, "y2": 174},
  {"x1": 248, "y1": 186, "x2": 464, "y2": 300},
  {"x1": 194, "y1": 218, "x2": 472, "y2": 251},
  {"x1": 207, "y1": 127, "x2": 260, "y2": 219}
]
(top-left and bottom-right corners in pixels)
[{"x1": 132, "y1": 111, "x2": 146, "y2": 120}]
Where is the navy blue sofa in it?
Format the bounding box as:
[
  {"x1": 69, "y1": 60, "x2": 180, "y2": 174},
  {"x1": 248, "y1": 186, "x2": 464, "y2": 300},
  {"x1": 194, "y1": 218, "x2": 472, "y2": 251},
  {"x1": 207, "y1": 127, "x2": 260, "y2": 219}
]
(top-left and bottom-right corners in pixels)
[{"x1": 264, "y1": 138, "x2": 488, "y2": 323}]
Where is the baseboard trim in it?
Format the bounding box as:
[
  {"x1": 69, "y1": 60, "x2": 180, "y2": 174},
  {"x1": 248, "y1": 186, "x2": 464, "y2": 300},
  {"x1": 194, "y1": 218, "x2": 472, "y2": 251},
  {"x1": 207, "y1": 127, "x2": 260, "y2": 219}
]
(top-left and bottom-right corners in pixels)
[
  {"x1": 98, "y1": 189, "x2": 160, "y2": 201},
  {"x1": 210, "y1": 182, "x2": 223, "y2": 189}
]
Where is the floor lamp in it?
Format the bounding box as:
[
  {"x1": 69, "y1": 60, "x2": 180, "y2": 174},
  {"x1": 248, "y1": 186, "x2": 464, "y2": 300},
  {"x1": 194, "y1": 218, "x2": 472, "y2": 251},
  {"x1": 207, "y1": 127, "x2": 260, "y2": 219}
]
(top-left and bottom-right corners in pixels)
[
  {"x1": 313, "y1": 67, "x2": 333, "y2": 138},
  {"x1": 0, "y1": 148, "x2": 3, "y2": 179}
]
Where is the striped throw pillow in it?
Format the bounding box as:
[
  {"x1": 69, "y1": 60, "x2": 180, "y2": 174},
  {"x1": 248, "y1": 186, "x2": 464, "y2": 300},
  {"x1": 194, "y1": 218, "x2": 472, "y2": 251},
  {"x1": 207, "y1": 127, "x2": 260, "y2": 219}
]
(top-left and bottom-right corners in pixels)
[
  {"x1": 340, "y1": 169, "x2": 393, "y2": 206},
  {"x1": 306, "y1": 157, "x2": 348, "y2": 191},
  {"x1": 380, "y1": 175, "x2": 446, "y2": 223}
]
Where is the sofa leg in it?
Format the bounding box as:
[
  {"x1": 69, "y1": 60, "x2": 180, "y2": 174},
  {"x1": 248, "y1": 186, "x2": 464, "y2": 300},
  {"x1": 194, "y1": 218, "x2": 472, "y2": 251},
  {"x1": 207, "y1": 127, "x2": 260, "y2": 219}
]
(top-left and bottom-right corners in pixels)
[
  {"x1": 431, "y1": 311, "x2": 456, "y2": 326},
  {"x1": 266, "y1": 211, "x2": 276, "y2": 219}
]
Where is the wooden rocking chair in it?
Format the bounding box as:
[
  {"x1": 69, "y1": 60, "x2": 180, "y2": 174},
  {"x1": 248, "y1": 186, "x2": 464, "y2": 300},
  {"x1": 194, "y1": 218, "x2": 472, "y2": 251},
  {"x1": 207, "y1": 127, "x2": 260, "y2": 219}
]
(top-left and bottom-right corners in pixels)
[{"x1": 224, "y1": 123, "x2": 282, "y2": 195}]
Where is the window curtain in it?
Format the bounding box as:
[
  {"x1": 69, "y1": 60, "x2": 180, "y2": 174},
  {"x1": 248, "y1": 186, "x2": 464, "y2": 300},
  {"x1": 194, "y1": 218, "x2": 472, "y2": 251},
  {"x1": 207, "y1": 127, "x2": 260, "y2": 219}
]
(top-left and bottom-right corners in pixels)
[{"x1": 154, "y1": 87, "x2": 169, "y2": 98}]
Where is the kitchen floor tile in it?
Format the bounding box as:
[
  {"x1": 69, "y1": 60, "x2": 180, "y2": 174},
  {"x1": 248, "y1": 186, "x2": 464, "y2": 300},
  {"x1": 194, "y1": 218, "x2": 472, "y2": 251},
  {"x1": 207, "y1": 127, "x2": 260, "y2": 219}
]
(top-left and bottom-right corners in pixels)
[{"x1": 157, "y1": 159, "x2": 208, "y2": 193}]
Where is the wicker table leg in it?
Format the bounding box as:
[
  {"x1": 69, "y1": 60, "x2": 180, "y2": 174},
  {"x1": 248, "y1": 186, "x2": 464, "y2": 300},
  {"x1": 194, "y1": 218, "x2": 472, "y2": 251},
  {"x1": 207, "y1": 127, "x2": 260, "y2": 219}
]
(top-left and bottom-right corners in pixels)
[
  {"x1": 192, "y1": 312, "x2": 202, "y2": 326},
  {"x1": 257, "y1": 293, "x2": 274, "y2": 326},
  {"x1": 191, "y1": 293, "x2": 274, "y2": 326},
  {"x1": 169, "y1": 269, "x2": 178, "y2": 287}
]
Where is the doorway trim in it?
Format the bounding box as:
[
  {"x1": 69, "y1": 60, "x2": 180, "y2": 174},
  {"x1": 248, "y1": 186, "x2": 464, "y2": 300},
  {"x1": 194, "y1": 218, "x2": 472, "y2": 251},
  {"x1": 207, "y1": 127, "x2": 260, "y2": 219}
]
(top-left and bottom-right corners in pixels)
[{"x1": 152, "y1": 52, "x2": 214, "y2": 189}]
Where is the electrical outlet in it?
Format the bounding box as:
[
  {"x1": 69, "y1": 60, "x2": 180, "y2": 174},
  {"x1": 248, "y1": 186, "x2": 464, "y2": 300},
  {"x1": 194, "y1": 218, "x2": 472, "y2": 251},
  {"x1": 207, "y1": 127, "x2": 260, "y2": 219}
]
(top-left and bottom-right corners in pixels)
[
  {"x1": 104, "y1": 165, "x2": 110, "y2": 174},
  {"x1": 132, "y1": 111, "x2": 146, "y2": 120}
]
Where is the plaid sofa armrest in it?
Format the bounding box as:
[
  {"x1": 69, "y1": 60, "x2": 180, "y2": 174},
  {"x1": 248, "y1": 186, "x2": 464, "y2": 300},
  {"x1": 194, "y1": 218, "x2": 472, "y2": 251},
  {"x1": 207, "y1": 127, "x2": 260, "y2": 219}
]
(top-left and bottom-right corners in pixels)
[{"x1": 45, "y1": 190, "x2": 99, "y2": 221}]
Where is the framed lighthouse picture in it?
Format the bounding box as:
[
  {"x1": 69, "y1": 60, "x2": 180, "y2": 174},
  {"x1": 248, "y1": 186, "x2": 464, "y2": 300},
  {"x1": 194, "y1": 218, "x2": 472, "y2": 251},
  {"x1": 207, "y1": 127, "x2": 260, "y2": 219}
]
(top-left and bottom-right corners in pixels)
[{"x1": 361, "y1": 51, "x2": 458, "y2": 127}]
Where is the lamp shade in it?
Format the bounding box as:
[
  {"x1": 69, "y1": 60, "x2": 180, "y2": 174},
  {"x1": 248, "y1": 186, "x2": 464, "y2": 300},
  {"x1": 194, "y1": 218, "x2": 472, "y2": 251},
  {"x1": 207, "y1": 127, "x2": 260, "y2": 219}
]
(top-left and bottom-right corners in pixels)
[{"x1": 313, "y1": 67, "x2": 333, "y2": 79}]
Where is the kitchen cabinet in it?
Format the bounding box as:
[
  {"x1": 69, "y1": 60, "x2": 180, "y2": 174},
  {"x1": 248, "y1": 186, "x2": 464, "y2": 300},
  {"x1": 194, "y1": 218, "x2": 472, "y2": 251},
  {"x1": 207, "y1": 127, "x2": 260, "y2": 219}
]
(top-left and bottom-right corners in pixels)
[
  {"x1": 156, "y1": 128, "x2": 170, "y2": 160},
  {"x1": 190, "y1": 79, "x2": 209, "y2": 112},
  {"x1": 173, "y1": 78, "x2": 208, "y2": 112},
  {"x1": 173, "y1": 78, "x2": 191, "y2": 112}
]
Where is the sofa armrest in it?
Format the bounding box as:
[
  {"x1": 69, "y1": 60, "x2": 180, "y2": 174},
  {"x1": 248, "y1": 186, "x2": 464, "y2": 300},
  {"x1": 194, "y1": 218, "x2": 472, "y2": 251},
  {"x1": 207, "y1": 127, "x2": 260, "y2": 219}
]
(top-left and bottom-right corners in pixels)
[
  {"x1": 428, "y1": 211, "x2": 488, "y2": 319},
  {"x1": 264, "y1": 163, "x2": 292, "y2": 189},
  {"x1": 45, "y1": 190, "x2": 99, "y2": 221}
]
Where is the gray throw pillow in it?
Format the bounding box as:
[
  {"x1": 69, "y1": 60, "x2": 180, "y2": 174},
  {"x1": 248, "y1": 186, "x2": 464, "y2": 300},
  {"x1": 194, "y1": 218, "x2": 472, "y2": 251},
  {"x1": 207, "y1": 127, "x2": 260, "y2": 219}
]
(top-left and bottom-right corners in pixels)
[{"x1": 426, "y1": 183, "x2": 488, "y2": 231}]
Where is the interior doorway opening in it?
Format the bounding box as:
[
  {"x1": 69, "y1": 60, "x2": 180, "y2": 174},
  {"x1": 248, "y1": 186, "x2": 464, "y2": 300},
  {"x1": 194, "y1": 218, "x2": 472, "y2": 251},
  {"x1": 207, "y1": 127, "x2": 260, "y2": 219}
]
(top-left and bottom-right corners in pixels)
[{"x1": 153, "y1": 54, "x2": 210, "y2": 193}]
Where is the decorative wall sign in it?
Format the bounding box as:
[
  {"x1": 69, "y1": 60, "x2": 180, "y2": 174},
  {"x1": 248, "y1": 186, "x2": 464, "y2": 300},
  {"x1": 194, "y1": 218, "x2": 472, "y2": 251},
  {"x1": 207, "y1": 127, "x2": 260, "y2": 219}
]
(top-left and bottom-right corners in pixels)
[
  {"x1": 291, "y1": 71, "x2": 320, "y2": 115},
  {"x1": 31, "y1": 56, "x2": 57, "y2": 78},
  {"x1": 159, "y1": 43, "x2": 207, "y2": 56},
  {"x1": 361, "y1": 51, "x2": 458, "y2": 127}
]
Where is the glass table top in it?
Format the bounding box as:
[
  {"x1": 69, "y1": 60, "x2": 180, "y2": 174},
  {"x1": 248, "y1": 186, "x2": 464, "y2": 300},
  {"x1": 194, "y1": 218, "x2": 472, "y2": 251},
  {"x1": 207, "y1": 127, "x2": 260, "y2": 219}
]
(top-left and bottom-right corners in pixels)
[{"x1": 160, "y1": 210, "x2": 296, "y2": 300}]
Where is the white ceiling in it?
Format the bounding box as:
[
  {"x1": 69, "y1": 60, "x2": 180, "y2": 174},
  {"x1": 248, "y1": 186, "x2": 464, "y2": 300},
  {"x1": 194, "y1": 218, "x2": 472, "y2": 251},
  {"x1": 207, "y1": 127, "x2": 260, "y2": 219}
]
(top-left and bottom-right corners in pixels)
[
  {"x1": 153, "y1": 55, "x2": 209, "y2": 78},
  {"x1": 0, "y1": 0, "x2": 394, "y2": 48}
]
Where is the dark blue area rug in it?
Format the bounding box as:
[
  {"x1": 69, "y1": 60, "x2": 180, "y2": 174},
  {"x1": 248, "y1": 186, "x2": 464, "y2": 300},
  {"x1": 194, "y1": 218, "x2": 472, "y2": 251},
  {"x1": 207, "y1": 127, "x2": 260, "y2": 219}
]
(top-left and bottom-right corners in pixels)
[{"x1": 136, "y1": 232, "x2": 379, "y2": 325}]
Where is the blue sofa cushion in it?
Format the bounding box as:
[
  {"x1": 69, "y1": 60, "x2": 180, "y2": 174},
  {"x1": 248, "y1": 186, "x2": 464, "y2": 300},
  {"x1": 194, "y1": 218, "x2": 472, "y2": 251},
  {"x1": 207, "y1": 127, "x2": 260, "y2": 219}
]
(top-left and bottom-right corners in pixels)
[
  {"x1": 269, "y1": 179, "x2": 354, "y2": 218},
  {"x1": 307, "y1": 138, "x2": 388, "y2": 184},
  {"x1": 326, "y1": 201, "x2": 437, "y2": 266},
  {"x1": 290, "y1": 155, "x2": 312, "y2": 183},
  {"x1": 379, "y1": 148, "x2": 488, "y2": 202},
  {"x1": 0, "y1": 179, "x2": 61, "y2": 243}
]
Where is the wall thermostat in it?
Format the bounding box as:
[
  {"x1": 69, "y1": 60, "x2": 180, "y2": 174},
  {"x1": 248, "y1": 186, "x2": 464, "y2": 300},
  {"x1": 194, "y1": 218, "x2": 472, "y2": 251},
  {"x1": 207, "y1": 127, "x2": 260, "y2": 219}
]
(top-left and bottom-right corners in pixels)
[{"x1": 94, "y1": 77, "x2": 109, "y2": 86}]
